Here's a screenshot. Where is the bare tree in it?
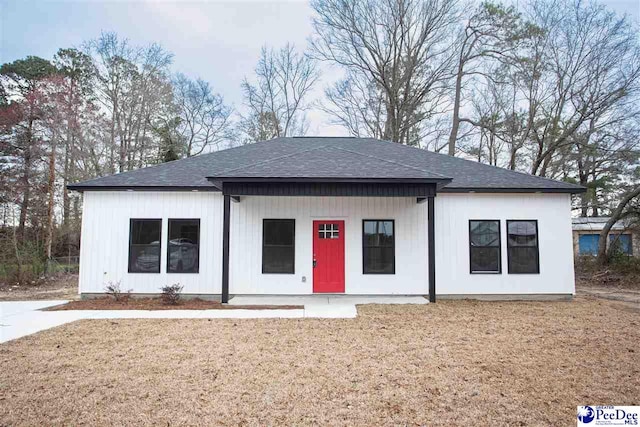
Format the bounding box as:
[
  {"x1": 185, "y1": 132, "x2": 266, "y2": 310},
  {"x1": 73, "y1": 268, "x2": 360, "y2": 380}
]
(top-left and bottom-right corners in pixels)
[
  {"x1": 172, "y1": 74, "x2": 232, "y2": 156},
  {"x1": 522, "y1": 0, "x2": 640, "y2": 177},
  {"x1": 322, "y1": 73, "x2": 387, "y2": 139},
  {"x1": 447, "y1": 2, "x2": 534, "y2": 155},
  {"x1": 310, "y1": 0, "x2": 460, "y2": 145},
  {"x1": 87, "y1": 32, "x2": 173, "y2": 172},
  {"x1": 239, "y1": 44, "x2": 319, "y2": 142}
]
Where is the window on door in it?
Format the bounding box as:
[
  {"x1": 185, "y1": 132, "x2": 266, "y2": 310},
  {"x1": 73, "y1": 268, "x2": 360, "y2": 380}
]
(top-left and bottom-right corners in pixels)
[
  {"x1": 128, "y1": 219, "x2": 162, "y2": 273},
  {"x1": 318, "y1": 223, "x2": 339, "y2": 239},
  {"x1": 507, "y1": 220, "x2": 540, "y2": 274},
  {"x1": 363, "y1": 220, "x2": 395, "y2": 274},
  {"x1": 469, "y1": 220, "x2": 501, "y2": 273},
  {"x1": 167, "y1": 219, "x2": 200, "y2": 273},
  {"x1": 262, "y1": 219, "x2": 295, "y2": 274}
]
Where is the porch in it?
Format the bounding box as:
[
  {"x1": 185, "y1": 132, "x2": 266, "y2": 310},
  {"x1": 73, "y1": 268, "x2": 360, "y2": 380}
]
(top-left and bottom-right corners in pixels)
[{"x1": 216, "y1": 180, "x2": 443, "y2": 303}]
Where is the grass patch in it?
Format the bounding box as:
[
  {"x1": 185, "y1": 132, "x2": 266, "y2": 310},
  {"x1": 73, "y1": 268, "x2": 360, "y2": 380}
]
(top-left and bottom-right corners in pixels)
[{"x1": 1, "y1": 298, "x2": 638, "y2": 425}]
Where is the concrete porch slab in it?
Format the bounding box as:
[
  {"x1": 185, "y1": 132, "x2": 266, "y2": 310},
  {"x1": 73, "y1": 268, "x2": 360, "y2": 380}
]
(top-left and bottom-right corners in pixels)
[{"x1": 228, "y1": 295, "x2": 429, "y2": 306}]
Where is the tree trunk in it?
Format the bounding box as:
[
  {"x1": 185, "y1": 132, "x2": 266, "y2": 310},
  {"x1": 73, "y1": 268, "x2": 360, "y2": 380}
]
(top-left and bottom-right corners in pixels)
[
  {"x1": 18, "y1": 118, "x2": 34, "y2": 240},
  {"x1": 447, "y1": 63, "x2": 464, "y2": 156},
  {"x1": 597, "y1": 185, "x2": 640, "y2": 264},
  {"x1": 45, "y1": 138, "x2": 57, "y2": 271}
]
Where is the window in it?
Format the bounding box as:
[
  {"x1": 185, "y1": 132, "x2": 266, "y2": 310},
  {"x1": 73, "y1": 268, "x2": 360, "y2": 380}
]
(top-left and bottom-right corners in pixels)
[
  {"x1": 262, "y1": 219, "x2": 295, "y2": 274},
  {"x1": 579, "y1": 234, "x2": 599, "y2": 255},
  {"x1": 363, "y1": 220, "x2": 395, "y2": 274},
  {"x1": 507, "y1": 220, "x2": 539, "y2": 274},
  {"x1": 129, "y1": 219, "x2": 161, "y2": 273},
  {"x1": 167, "y1": 219, "x2": 200, "y2": 273},
  {"x1": 469, "y1": 220, "x2": 501, "y2": 273},
  {"x1": 318, "y1": 223, "x2": 340, "y2": 239},
  {"x1": 609, "y1": 234, "x2": 633, "y2": 255}
]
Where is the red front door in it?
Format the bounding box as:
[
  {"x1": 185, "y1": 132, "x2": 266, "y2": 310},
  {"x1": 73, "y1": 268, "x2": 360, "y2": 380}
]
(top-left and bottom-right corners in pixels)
[{"x1": 313, "y1": 220, "x2": 345, "y2": 293}]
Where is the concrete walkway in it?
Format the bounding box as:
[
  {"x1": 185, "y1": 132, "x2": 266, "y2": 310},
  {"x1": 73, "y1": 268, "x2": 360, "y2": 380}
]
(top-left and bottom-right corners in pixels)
[
  {"x1": 0, "y1": 296, "x2": 428, "y2": 344},
  {"x1": 228, "y1": 295, "x2": 428, "y2": 318}
]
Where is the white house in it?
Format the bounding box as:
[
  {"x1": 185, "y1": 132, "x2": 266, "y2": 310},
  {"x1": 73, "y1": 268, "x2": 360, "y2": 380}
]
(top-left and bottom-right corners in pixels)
[{"x1": 69, "y1": 137, "x2": 585, "y2": 302}]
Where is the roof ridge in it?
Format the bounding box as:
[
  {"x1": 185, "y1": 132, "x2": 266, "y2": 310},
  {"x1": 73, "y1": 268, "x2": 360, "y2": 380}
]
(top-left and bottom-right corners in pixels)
[
  {"x1": 333, "y1": 146, "x2": 451, "y2": 179},
  {"x1": 209, "y1": 144, "x2": 330, "y2": 177},
  {"x1": 366, "y1": 138, "x2": 583, "y2": 188}
]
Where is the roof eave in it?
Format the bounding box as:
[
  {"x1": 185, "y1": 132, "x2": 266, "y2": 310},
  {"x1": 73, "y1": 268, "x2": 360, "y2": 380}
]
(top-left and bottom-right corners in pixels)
[
  {"x1": 66, "y1": 185, "x2": 219, "y2": 193},
  {"x1": 440, "y1": 186, "x2": 586, "y2": 194}
]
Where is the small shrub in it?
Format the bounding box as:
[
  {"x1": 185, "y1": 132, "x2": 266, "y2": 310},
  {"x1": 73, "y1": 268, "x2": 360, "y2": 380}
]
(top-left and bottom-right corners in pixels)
[
  {"x1": 160, "y1": 283, "x2": 183, "y2": 305},
  {"x1": 104, "y1": 280, "x2": 131, "y2": 302}
]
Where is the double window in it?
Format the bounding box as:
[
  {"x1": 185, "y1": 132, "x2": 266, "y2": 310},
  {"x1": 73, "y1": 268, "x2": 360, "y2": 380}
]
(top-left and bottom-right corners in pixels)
[
  {"x1": 363, "y1": 220, "x2": 395, "y2": 274},
  {"x1": 468, "y1": 220, "x2": 540, "y2": 274},
  {"x1": 469, "y1": 220, "x2": 501, "y2": 273},
  {"x1": 129, "y1": 219, "x2": 162, "y2": 273},
  {"x1": 507, "y1": 220, "x2": 539, "y2": 274},
  {"x1": 128, "y1": 218, "x2": 200, "y2": 273},
  {"x1": 262, "y1": 219, "x2": 295, "y2": 274}
]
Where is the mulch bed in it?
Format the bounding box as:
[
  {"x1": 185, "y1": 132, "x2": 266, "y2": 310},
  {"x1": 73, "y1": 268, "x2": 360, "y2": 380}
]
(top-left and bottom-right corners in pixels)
[
  {"x1": 44, "y1": 297, "x2": 302, "y2": 311},
  {"x1": 2, "y1": 297, "x2": 638, "y2": 425}
]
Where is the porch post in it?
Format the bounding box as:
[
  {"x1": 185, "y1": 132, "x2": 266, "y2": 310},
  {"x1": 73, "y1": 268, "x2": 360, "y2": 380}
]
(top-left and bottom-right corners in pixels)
[
  {"x1": 427, "y1": 195, "x2": 436, "y2": 303},
  {"x1": 221, "y1": 194, "x2": 231, "y2": 303}
]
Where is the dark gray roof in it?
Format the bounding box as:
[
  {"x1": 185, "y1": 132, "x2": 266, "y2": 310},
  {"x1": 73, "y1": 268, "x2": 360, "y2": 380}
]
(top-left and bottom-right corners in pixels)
[{"x1": 68, "y1": 137, "x2": 585, "y2": 193}]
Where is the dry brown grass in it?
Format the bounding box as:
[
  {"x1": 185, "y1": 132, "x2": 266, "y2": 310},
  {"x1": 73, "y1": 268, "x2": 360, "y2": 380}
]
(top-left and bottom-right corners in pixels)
[
  {"x1": 0, "y1": 274, "x2": 78, "y2": 301},
  {"x1": 1, "y1": 297, "x2": 638, "y2": 426}
]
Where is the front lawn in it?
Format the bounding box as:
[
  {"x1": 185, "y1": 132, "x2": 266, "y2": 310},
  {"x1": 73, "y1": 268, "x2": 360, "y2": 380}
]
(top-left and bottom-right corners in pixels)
[{"x1": 1, "y1": 298, "x2": 638, "y2": 425}]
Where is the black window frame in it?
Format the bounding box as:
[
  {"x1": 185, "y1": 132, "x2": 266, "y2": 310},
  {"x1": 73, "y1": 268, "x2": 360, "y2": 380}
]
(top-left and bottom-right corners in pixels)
[
  {"x1": 167, "y1": 218, "x2": 201, "y2": 274},
  {"x1": 506, "y1": 219, "x2": 540, "y2": 274},
  {"x1": 262, "y1": 219, "x2": 296, "y2": 274},
  {"x1": 362, "y1": 219, "x2": 396, "y2": 275},
  {"x1": 468, "y1": 219, "x2": 502, "y2": 274},
  {"x1": 128, "y1": 218, "x2": 162, "y2": 274}
]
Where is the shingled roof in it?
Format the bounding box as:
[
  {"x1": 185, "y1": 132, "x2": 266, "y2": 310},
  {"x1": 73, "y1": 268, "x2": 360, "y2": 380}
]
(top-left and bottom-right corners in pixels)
[{"x1": 68, "y1": 137, "x2": 585, "y2": 193}]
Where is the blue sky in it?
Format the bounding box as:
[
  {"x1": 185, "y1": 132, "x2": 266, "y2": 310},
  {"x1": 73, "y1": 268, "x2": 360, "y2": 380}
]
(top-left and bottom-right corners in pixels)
[{"x1": 1, "y1": 0, "x2": 639, "y2": 135}]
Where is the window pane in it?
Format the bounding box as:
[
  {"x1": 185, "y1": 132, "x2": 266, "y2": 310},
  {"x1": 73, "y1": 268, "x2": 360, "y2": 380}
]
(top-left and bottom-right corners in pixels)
[
  {"x1": 263, "y1": 247, "x2": 294, "y2": 274},
  {"x1": 507, "y1": 221, "x2": 537, "y2": 247},
  {"x1": 129, "y1": 243, "x2": 161, "y2": 273},
  {"x1": 129, "y1": 220, "x2": 161, "y2": 273},
  {"x1": 579, "y1": 234, "x2": 599, "y2": 255},
  {"x1": 364, "y1": 220, "x2": 394, "y2": 247},
  {"x1": 263, "y1": 219, "x2": 295, "y2": 274},
  {"x1": 363, "y1": 247, "x2": 394, "y2": 274},
  {"x1": 609, "y1": 234, "x2": 632, "y2": 255},
  {"x1": 168, "y1": 219, "x2": 199, "y2": 273},
  {"x1": 264, "y1": 220, "x2": 295, "y2": 246},
  {"x1": 470, "y1": 221, "x2": 499, "y2": 247},
  {"x1": 131, "y1": 219, "x2": 161, "y2": 245},
  {"x1": 470, "y1": 247, "x2": 500, "y2": 272},
  {"x1": 508, "y1": 247, "x2": 539, "y2": 274}
]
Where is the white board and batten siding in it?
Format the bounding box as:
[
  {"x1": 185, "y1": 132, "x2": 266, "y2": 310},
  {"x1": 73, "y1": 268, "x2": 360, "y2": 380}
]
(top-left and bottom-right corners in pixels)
[
  {"x1": 435, "y1": 192, "x2": 575, "y2": 295},
  {"x1": 229, "y1": 196, "x2": 428, "y2": 295},
  {"x1": 79, "y1": 191, "x2": 575, "y2": 296},
  {"x1": 79, "y1": 191, "x2": 223, "y2": 295}
]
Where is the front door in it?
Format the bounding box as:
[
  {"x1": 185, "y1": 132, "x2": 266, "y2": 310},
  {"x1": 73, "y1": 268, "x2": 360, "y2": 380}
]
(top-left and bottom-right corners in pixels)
[{"x1": 313, "y1": 220, "x2": 345, "y2": 293}]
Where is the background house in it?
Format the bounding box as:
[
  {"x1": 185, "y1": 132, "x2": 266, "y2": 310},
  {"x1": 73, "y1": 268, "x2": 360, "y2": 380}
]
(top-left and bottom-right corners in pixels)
[{"x1": 572, "y1": 217, "x2": 637, "y2": 257}]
